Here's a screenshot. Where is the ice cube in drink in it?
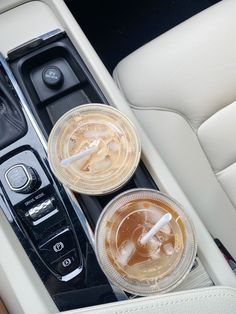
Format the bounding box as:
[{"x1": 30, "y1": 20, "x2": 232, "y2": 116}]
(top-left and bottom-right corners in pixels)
[{"x1": 95, "y1": 189, "x2": 197, "y2": 295}]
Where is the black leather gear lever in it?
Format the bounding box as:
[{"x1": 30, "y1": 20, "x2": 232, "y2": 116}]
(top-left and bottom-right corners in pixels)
[{"x1": 0, "y1": 71, "x2": 27, "y2": 150}]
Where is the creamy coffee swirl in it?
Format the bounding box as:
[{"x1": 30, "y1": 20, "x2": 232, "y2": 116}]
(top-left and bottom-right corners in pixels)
[{"x1": 48, "y1": 104, "x2": 141, "y2": 195}]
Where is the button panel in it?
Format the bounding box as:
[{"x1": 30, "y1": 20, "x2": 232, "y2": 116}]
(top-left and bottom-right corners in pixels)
[
  {"x1": 39, "y1": 228, "x2": 75, "y2": 263},
  {"x1": 1, "y1": 150, "x2": 83, "y2": 281}
]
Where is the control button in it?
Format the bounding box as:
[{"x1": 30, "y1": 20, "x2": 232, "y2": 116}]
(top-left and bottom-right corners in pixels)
[
  {"x1": 42, "y1": 65, "x2": 63, "y2": 89},
  {"x1": 5, "y1": 164, "x2": 40, "y2": 194},
  {"x1": 38, "y1": 228, "x2": 75, "y2": 263},
  {"x1": 25, "y1": 198, "x2": 58, "y2": 224},
  {"x1": 51, "y1": 250, "x2": 80, "y2": 276},
  {"x1": 53, "y1": 242, "x2": 64, "y2": 252},
  {"x1": 6, "y1": 165, "x2": 27, "y2": 189},
  {"x1": 62, "y1": 258, "x2": 72, "y2": 267}
]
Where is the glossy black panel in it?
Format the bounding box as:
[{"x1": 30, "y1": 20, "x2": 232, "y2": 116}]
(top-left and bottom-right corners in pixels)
[
  {"x1": 10, "y1": 34, "x2": 158, "y2": 230},
  {"x1": 76, "y1": 161, "x2": 158, "y2": 229},
  {"x1": 5, "y1": 33, "x2": 159, "y2": 310},
  {"x1": 0, "y1": 61, "x2": 117, "y2": 310},
  {"x1": 10, "y1": 37, "x2": 106, "y2": 138},
  {"x1": 0, "y1": 69, "x2": 27, "y2": 149}
]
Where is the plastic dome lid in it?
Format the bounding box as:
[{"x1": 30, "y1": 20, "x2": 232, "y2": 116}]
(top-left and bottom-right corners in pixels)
[
  {"x1": 48, "y1": 104, "x2": 141, "y2": 195},
  {"x1": 95, "y1": 189, "x2": 197, "y2": 296}
]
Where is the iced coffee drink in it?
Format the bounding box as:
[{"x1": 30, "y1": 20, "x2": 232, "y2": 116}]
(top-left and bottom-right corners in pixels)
[
  {"x1": 95, "y1": 189, "x2": 197, "y2": 295},
  {"x1": 48, "y1": 104, "x2": 141, "y2": 195}
]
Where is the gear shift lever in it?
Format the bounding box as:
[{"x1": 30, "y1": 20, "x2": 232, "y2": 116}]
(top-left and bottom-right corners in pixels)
[{"x1": 0, "y1": 71, "x2": 27, "y2": 150}]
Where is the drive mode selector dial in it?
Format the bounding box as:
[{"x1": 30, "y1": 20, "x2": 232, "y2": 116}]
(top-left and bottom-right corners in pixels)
[
  {"x1": 42, "y1": 65, "x2": 64, "y2": 89},
  {"x1": 5, "y1": 164, "x2": 40, "y2": 194}
]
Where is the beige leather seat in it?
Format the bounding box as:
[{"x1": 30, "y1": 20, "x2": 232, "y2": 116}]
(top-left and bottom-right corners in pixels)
[
  {"x1": 63, "y1": 286, "x2": 236, "y2": 314},
  {"x1": 114, "y1": 0, "x2": 236, "y2": 259}
]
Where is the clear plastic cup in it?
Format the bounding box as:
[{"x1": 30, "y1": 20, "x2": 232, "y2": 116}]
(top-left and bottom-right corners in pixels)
[
  {"x1": 95, "y1": 189, "x2": 197, "y2": 296},
  {"x1": 48, "y1": 104, "x2": 141, "y2": 195}
]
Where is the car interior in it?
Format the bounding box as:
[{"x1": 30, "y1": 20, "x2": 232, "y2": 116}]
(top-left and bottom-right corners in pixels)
[{"x1": 0, "y1": 0, "x2": 236, "y2": 313}]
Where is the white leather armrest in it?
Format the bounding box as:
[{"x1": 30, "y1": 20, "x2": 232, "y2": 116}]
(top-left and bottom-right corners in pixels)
[
  {"x1": 62, "y1": 286, "x2": 236, "y2": 314},
  {"x1": 0, "y1": 1, "x2": 63, "y2": 57}
]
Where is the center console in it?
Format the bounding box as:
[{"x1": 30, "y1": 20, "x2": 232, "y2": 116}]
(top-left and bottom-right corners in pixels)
[
  {"x1": 0, "y1": 2, "x2": 235, "y2": 314},
  {"x1": 0, "y1": 52, "x2": 120, "y2": 310},
  {"x1": 0, "y1": 30, "x2": 213, "y2": 311}
]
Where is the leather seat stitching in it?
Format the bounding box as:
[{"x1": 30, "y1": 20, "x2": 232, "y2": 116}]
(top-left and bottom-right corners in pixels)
[
  {"x1": 131, "y1": 105, "x2": 216, "y2": 174},
  {"x1": 114, "y1": 70, "x2": 227, "y2": 130},
  {"x1": 114, "y1": 88, "x2": 236, "y2": 210},
  {"x1": 214, "y1": 172, "x2": 236, "y2": 210},
  {"x1": 114, "y1": 68, "x2": 200, "y2": 132},
  {"x1": 113, "y1": 68, "x2": 126, "y2": 96},
  {"x1": 116, "y1": 292, "x2": 236, "y2": 313},
  {"x1": 197, "y1": 101, "x2": 236, "y2": 131},
  {"x1": 131, "y1": 105, "x2": 197, "y2": 133},
  {"x1": 131, "y1": 105, "x2": 220, "y2": 173},
  {"x1": 131, "y1": 105, "x2": 236, "y2": 175},
  {"x1": 129, "y1": 105, "x2": 236, "y2": 210},
  {"x1": 215, "y1": 160, "x2": 236, "y2": 176},
  {"x1": 115, "y1": 67, "x2": 236, "y2": 134}
]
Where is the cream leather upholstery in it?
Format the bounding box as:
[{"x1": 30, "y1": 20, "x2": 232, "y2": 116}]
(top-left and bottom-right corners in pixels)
[
  {"x1": 0, "y1": 1, "x2": 62, "y2": 57},
  {"x1": 62, "y1": 286, "x2": 236, "y2": 314},
  {"x1": 0, "y1": 1, "x2": 234, "y2": 314},
  {"x1": 114, "y1": 0, "x2": 236, "y2": 260}
]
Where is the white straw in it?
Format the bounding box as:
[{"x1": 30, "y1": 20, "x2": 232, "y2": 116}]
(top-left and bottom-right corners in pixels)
[
  {"x1": 140, "y1": 213, "x2": 172, "y2": 245},
  {"x1": 60, "y1": 140, "x2": 99, "y2": 167}
]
